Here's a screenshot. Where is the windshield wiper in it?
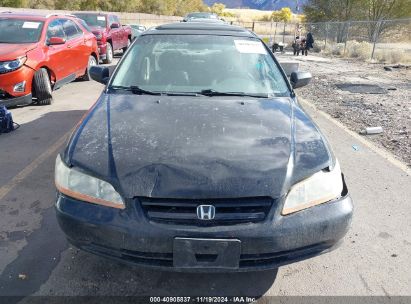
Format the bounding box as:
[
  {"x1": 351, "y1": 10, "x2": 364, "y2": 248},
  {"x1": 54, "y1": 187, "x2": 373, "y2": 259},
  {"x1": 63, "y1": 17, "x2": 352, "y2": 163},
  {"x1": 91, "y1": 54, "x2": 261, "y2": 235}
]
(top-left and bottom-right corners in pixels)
[
  {"x1": 163, "y1": 92, "x2": 198, "y2": 96},
  {"x1": 198, "y1": 89, "x2": 269, "y2": 98},
  {"x1": 109, "y1": 85, "x2": 162, "y2": 95}
]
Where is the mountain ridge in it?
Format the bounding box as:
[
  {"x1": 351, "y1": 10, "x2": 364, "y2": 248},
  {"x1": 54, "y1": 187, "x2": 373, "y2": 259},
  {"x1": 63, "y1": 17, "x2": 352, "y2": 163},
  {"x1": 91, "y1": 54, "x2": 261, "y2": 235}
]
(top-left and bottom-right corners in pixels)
[{"x1": 204, "y1": 0, "x2": 307, "y2": 12}]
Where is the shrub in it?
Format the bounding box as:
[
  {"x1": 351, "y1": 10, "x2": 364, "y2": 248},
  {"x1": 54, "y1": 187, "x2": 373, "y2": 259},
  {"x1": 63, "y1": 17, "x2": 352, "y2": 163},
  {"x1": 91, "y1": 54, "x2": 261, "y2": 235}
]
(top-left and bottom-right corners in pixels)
[
  {"x1": 330, "y1": 43, "x2": 344, "y2": 56},
  {"x1": 308, "y1": 38, "x2": 410, "y2": 64},
  {"x1": 374, "y1": 49, "x2": 410, "y2": 64},
  {"x1": 346, "y1": 41, "x2": 372, "y2": 60},
  {"x1": 312, "y1": 40, "x2": 325, "y2": 53}
]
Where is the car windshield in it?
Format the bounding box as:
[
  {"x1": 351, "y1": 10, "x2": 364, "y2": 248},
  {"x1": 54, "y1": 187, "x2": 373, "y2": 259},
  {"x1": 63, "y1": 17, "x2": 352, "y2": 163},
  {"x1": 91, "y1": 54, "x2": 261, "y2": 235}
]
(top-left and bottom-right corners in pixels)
[
  {"x1": 78, "y1": 19, "x2": 92, "y2": 32},
  {"x1": 0, "y1": 18, "x2": 44, "y2": 43},
  {"x1": 111, "y1": 35, "x2": 290, "y2": 97},
  {"x1": 74, "y1": 14, "x2": 106, "y2": 28}
]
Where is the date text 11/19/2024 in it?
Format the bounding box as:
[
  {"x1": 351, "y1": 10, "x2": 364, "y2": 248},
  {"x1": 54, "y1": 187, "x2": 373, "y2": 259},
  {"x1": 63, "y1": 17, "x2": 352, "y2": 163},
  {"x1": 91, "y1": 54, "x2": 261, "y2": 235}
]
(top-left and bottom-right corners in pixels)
[{"x1": 149, "y1": 296, "x2": 256, "y2": 303}]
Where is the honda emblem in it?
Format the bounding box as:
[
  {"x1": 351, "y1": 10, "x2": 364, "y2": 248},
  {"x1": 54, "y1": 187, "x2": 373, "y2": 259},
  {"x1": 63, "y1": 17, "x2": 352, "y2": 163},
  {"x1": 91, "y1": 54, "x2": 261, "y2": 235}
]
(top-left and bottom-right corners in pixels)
[{"x1": 196, "y1": 205, "x2": 215, "y2": 220}]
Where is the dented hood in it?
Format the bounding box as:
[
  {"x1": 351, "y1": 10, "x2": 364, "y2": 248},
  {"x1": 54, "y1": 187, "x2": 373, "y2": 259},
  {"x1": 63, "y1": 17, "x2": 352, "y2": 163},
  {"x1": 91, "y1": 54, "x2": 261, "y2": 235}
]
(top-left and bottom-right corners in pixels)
[
  {"x1": 0, "y1": 43, "x2": 37, "y2": 61},
  {"x1": 67, "y1": 94, "x2": 331, "y2": 199}
]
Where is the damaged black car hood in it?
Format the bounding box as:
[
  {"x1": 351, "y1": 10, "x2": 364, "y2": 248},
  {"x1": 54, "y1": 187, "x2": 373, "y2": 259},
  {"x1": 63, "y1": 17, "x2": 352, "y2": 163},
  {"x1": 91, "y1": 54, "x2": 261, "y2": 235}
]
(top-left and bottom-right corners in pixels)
[{"x1": 65, "y1": 94, "x2": 332, "y2": 199}]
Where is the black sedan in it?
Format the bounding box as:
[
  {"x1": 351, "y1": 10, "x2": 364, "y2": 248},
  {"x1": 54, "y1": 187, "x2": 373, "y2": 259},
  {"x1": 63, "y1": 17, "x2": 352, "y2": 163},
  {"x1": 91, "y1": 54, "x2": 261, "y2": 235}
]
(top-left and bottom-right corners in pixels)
[{"x1": 55, "y1": 22, "x2": 353, "y2": 272}]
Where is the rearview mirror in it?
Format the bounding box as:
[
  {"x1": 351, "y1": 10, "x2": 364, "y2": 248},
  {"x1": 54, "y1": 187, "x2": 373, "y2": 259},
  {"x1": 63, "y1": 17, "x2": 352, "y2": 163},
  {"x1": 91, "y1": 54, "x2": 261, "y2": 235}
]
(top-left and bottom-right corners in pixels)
[
  {"x1": 89, "y1": 66, "x2": 110, "y2": 84},
  {"x1": 110, "y1": 22, "x2": 120, "y2": 29},
  {"x1": 290, "y1": 71, "x2": 312, "y2": 89},
  {"x1": 48, "y1": 37, "x2": 66, "y2": 45}
]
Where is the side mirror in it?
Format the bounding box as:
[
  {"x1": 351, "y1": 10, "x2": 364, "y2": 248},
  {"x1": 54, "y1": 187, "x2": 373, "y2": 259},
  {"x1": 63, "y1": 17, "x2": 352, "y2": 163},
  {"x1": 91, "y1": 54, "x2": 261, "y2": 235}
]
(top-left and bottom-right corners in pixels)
[
  {"x1": 110, "y1": 22, "x2": 120, "y2": 29},
  {"x1": 290, "y1": 71, "x2": 312, "y2": 89},
  {"x1": 48, "y1": 37, "x2": 66, "y2": 45},
  {"x1": 89, "y1": 66, "x2": 110, "y2": 84}
]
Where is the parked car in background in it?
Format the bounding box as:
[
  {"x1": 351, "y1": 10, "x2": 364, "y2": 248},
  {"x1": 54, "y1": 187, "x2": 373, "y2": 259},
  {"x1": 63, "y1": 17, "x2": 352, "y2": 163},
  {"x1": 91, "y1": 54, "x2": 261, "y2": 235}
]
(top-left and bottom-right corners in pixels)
[
  {"x1": 182, "y1": 12, "x2": 219, "y2": 22},
  {"x1": 55, "y1": 22, "x2": 353, "y2": 272},
  {"x1": 0, "y1": 12, "x2": 98, "y2": 107},
  {"x1": 185, "y1": 17, "x2": 226, "y2": 24},
  {"x1": 74, "y1": 12, "x2": 132, "y2": 64},
  {"x1": 128, "y1": 24, "x2": 146, "y2": 40}
]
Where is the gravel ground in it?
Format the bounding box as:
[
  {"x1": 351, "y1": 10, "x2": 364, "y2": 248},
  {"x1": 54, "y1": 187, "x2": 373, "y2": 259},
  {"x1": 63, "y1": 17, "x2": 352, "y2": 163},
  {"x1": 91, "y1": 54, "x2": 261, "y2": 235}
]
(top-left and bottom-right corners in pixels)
[{"x1": 282, "y1": 54, "x2": 411, "y2": 167}]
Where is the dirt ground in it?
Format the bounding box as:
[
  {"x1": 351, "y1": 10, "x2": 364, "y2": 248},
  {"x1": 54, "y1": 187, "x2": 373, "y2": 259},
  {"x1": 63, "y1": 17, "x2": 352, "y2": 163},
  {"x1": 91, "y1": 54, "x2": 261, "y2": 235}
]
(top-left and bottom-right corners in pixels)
[{"x1": 281, "y1": 54, "x2": 411, "y2": 167}]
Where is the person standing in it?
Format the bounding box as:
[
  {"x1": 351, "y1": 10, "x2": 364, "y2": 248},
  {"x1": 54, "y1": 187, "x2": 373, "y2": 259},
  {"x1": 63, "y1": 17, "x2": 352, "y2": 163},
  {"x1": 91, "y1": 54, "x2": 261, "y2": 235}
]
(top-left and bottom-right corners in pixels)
[
  {"x1": 292, "y1": 36, "x2": 301, "y2": 56},
  {"x1": 300, "y1": 37, "x2": 307, "y2": 56},
  {"x1": 305, "y1": 31, "x2": 314, "y2": 56}
]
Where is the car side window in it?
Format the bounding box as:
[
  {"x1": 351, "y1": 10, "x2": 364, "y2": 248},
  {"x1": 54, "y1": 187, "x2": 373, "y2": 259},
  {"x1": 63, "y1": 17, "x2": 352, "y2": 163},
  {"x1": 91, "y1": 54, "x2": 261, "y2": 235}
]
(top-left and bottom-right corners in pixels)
[
  {"x1": 113, "y1": 16, "x2": 120, "y2": 25},
  {"x1": 72, "y1": 21, "x2": 84, "y2": 35},
  {"x1": 61, "y1": 19, "x2": 81, "y2": 40},
  {"x1": 78, "y1": 19, "x2": 91, "y2": 33},
  {"x1": 46, "y1": 19, "x2": 65, "y2": 42}
]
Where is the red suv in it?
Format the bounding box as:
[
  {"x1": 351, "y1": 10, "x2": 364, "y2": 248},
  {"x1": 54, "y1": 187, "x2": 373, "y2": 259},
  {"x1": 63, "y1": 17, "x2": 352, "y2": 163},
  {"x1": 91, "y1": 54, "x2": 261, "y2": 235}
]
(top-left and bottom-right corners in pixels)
[
  {"x1": 74, "y1": 13, "x2": 132, "y2": 64},
  {"x1": 0, "y1": 12, "x2": 99, "y2": 107}
]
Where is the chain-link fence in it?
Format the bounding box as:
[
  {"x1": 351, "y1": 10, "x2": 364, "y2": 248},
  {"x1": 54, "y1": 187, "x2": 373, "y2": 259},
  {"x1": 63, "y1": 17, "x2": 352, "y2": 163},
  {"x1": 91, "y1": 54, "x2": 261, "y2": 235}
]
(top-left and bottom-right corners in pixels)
[{"x1": 233, "y1": 18, "x2": 411, "y2": 63}]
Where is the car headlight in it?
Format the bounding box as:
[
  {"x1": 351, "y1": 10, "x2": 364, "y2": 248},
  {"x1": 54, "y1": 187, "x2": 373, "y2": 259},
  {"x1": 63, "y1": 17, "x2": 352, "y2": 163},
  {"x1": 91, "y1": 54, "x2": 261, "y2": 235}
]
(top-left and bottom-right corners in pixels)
[
  {"x1": 282, "y1": 160, "x2": 343, "y2": 215},
  {"x1": 0, "y1": 56, "x2": 27, "y2": 74},
  {"x1": 55, "y1": 154, "x2": 125, "y2": 209}
]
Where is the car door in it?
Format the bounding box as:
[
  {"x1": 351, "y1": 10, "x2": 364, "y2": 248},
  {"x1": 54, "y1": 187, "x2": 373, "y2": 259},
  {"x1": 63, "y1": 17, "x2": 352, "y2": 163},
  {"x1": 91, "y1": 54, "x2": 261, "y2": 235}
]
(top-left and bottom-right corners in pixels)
[
  {"x1": 108, "y1": 15, "x2": 119, "y2": 50},
  {"x1": 113, "y1": 15, "x2": 126, "y2": 48},
  {"x1": 61, "y1": 19, "x2": 87, "y2": 77},
  {"x1": 45, "y1": 19, "x2": 70, "y2": 82},
  {"x1": 71, "y1": 19, "x2": 91, "y2": 76}
]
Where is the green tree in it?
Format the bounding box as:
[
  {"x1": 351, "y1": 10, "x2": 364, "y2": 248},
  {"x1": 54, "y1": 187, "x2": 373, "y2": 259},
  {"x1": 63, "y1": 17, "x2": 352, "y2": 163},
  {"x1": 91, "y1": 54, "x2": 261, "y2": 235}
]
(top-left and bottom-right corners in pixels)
[
  {"x1": 28, "y1": 0, "x2": 55, "y2": 9},
  {"x1": 119, "y1": 0, "x2": 141, "y2": 12},
  {"x1": 271, "y1": 7, "x2": 292, "y2": 22},
  {"x1": 305, "y1": 0, "x2": 363, "y2": 22},
  {"x1": 304, "y1": 0, "x2": 410, "y2": 22},
  {"x1": 304, "y1": 0, "x2": 411, "y2": 41},
  {"x1": 158, "y1": 0, "x2": 178, "y2": 16},
  {"x1": 1, "y1": 0, "x2": 209, "y2": 15},
  {"x1": 0, "y1": 0, "x2": 29, "y2": 7},
  {"x1": 175, "y1": 0, "x2": 207, "y2": 16},
  {"x1": 137, "y1": 0, "x2": 162, "y2": 14},
  {"x1": 54, "y1": 0, "x2": 81, "y2": 10},
  {"x1": 366, "y1": 0, "x2": 411, "y2": 21},
  {"x1": 210, "y1": 2, "x2": 225, "y2": 15},
  {"x1": 209, "y1": 2, "x2": 235, "y2": 17},
  {"x1": 303, "y1": 0, "x2": 362, "y2": 42},
  {"x1": 365, "y1": 0, "x2": 411, "y2": 41}
]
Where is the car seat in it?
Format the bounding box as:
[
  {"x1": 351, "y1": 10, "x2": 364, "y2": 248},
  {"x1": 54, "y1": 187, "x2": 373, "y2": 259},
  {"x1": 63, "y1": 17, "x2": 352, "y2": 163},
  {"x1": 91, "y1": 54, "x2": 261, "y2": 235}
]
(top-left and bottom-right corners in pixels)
[{"x1": 150, "y1": 51, "x2": 189, "y2": 87}]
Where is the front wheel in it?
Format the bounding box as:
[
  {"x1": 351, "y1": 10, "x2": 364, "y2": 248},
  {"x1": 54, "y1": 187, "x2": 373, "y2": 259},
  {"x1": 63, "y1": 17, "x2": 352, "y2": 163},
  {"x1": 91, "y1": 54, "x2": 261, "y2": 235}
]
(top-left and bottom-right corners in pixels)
[
  {"x1": 103, "y1": 43, "x2": 113, "y2": 64},
  {"x1": 33, "y1": 68, "x2": 53, "y2": 106},
  {"x1": 122, "y1": 38, "x2": 131, "y2": 53},
  {"x1": 82, "y1": 55, "x2": 97, "y2": 81}
]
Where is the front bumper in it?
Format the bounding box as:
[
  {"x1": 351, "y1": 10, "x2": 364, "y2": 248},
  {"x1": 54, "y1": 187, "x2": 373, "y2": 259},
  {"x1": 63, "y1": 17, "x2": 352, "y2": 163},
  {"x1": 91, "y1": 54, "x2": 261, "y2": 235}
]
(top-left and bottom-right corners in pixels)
[
  {"x1": 97, "y1": 42, "x2": 107, "y2": 60},
  {"x1": 0, "y1": 65, "x2": 34, "y2": 103},
  {"x1": 56, "y1": 194, "x2": 353, "y2": 272},
  {"x1": 0, "y1": 93, "x2": 32, "y2": 107}
]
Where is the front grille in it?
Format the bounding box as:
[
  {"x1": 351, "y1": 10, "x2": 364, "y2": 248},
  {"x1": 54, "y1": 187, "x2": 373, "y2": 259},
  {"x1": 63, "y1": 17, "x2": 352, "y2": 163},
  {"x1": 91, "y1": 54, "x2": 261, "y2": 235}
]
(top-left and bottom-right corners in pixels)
[
  {"x1": 139, "y1": 197, "x2": 274, "y2": 226},
  {"x1": 239, "y1": 242, "x2": 333, "y2": 268},
  {"x1": 85, "y1": 243, "x2": 173, "y2": 267},
  {"x1": 84, "y1": 242, "x2": 332, "y2": 270}
]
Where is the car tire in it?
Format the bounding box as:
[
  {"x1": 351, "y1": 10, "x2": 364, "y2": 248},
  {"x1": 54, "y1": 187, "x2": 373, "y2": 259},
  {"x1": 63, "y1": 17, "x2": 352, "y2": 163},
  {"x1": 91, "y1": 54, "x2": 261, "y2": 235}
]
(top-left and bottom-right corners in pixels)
[
  {"x1": 103, "y1": 43, "x2": 113, "y2": 64},
  {"x1": 33, "y1": 68, "x2": 53, "y2": 106},
  {"x1": 122, "y1": 38, "x2": 131, "y2": 53},
  {"x1": 82, "y1": 55, "x2": 97, "y2": 81}
]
